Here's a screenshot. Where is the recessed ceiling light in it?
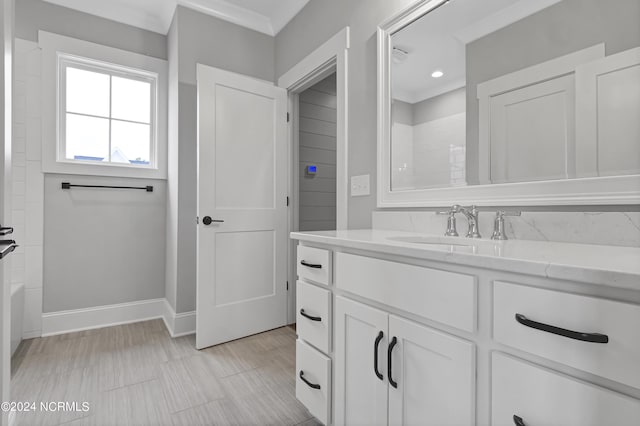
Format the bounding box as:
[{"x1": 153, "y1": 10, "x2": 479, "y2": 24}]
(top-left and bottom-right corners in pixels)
[{"x1": 431, "y1": 70, "x2": 444, "y2": 78}]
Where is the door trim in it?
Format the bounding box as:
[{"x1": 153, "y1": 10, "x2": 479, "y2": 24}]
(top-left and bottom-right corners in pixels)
[{"x1": 278, "y1": 27, "x2": 350, "y2": 324}]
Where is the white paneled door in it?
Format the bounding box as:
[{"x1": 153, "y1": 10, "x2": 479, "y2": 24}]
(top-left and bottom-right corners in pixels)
[{"x1": 196, "y1": 65, "x2": 288, "y2": 349}]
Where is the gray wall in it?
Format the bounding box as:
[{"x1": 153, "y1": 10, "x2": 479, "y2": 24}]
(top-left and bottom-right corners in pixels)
[
  {"x1": 43, "y1": 175, "x2": 166, "y2": 312},
  {"x1": 176, "y1": 7, "x2": 274, "y2": 85},
  {"x1": 15, "y1": 0, "x2": 169, "y2": 312},
  {"x1": 15, "y1": 0, "x2": 166, "y2": 59},
  {"x1": 466, "y1": 0, "x2": 640, "y2": 184},
  {"x1": 168, "y1": 6, "x2": 276, "y2": 313},
  {"x1": 393, "y1": 87, "x2": 465, "y2": 126},
  {"x1": 299, "y1": 74, "x2": 337, "y2": 231},
  {"x1": 392, "y1": 100, "x2": 413, "y2": 126},
  {"x1": 276, "y1": 0, "x2": 419, "y2": 228},
  {"x1": 412, "y1": 87, "x2": 465, "y2": 125}
]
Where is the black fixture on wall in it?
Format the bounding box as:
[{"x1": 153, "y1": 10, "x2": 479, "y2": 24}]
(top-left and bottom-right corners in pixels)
[{"x1": 61, "y1": 182, "x2": 154, "y2": 192}]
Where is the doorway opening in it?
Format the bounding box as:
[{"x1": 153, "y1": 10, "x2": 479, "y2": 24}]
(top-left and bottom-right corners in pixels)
[
  {"x1": 296, "y1": 72, "x2": 338, "y2": 233},
  {"x1": 278, "y1": 27, "x2": 349, "y2": 325}
]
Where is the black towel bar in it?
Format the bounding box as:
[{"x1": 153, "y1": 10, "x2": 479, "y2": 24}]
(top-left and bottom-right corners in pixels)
[{"x1": 61, "y1": 182, "x2": 153, "y2": 192}]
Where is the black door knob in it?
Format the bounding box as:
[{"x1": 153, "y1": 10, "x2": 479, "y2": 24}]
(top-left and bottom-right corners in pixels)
[{"x1": 202, "y1": 216, "x2": 213, "y2": 225}]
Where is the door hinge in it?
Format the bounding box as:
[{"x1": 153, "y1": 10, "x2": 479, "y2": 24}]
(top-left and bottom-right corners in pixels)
[
  {"x1": 286, "y1": 281, "x2": 289, "y2": 290},
  {"x1": 287, "y1": 112, "x2": 290, "y2": 122},
  {"x1": 286, "y1": 196, "x2": 289, "y2": 206},
  {"x1": 196, "y1": 216, "x2": 199, "y2": 224}
]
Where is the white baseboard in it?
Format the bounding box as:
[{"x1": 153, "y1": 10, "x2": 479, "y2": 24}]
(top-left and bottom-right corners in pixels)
[
  {"x1": 22, "y1": 330, "x2": 42, "y2": 339},
  {"x1": 39, "y1": 298, "x2": 196, "y2": 338},
  {"x1": 162, "y1": 299, "x2": 196, "y2": 337},
  {"x1": 41, "y1": 298, "x2": 166, "y2": 337}
]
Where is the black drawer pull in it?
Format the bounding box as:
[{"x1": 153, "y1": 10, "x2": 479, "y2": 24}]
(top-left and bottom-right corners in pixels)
[
  {"x1": 299, "y1": 371, "x2": 321, "y2": 390},
  {"x1": 300, "y1": 260, "x2": 322, "y2": 269},
  {"x1": 388, "y1": 336, "x2": 398, "y2": 388},
  {"x1": 300, "y1": 309, "x2": 321, "y2": 322},
  {"x1": 513, "y1": 415, "x2": 526, "y2": 426},
  {"x1": 0, "y1": 240, "x2": 18, "y2": 260},
  {"x1": 0, "y1": 226, "x2": 13, "y2": 236},
  {"x1": 374, "y1": 331, "x2": 384, "y2": 380},
  {"x1": 515, "y1": 313, "x2": 609, "y2": 344}
]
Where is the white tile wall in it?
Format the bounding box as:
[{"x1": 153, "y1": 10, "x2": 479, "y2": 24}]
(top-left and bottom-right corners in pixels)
[
  {"x1": 25, "y1": 246, "x2": 43, "y2": 289},
  {"x1": 12, "y1": 39, "x2": 44, "y2": 338},
  {"x1": 23, "y1": 288, "x2": 43, "y2": 333}
]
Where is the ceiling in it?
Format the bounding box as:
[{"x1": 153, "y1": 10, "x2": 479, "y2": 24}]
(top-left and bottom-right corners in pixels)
[
  {"x1": 392, "y1": 0, "x2": 563, "y2": 104},
  {"x1": 42, "y1": 0, "x2": 311, "y2": 36}
]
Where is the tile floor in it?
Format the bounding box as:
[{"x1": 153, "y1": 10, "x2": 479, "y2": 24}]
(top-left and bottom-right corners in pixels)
[{"x1": 11, "y1": 320, "x2": 319, "y2": 426}]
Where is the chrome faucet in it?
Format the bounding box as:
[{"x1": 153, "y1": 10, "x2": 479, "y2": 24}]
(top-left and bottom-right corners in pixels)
[{"x1": 456, "y1": 205, "x2": 482, "y2": 239}]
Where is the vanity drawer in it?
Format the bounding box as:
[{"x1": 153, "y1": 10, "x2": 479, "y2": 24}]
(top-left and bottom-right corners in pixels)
[
  {"x1": 296, "y1": 280, "x2": 331, "y2": 354},
  {"x1": 492, "y1": 352, "x2": 640, "y2": 425},
  {"x1": 297, "y1": 245, "x2": 331, "y2": 286},
  {"x1": 296, "y1": 339, "x2": 331, "y2": 425},
  {"x1": 493, "y1": 281, "x2": 640, "y2": 389},
  {"x1": 334, "y1": 252, "x2": 476, "y2": 332}
]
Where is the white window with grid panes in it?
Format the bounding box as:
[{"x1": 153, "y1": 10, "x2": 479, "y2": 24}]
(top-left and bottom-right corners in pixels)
[
  {"x1": 59, "y1": 55, "x2": 157, "y2": 168},
  {"x1": 40, "y1": 31, "x2": 167, "y2": 179}
]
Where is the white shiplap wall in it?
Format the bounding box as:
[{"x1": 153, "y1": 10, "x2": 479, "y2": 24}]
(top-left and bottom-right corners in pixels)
[{"x1": 298, "y1": 74, "x2": 337, "y2": 232}]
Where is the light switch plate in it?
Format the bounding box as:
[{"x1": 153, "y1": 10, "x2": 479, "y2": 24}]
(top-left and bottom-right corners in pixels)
[{"x1": 351, "y1": 174, "x2": 370, "y2": 197}]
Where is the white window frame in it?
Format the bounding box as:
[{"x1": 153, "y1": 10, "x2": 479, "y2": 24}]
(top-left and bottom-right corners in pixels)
[
  {"x1": 58, "y1": 54, "x2": 158, "y2": 170},
  {"x1": 40, "y1": 31, "x2": 168, "y2": 179}
]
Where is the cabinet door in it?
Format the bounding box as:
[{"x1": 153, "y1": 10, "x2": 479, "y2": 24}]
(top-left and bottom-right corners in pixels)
[
  {"x1": 334, "y1": 296, "x2": 389, "y2": 426},
  {"x1": 388, "y1": 315, "x2": 475, "y2": 426}
]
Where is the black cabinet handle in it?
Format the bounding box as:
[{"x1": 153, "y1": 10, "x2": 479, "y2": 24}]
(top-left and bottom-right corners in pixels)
[
  {"x1": 300, "y1": 309, "x2": 321, "y2": 322},
  {"x1": 513, "y1": 415, "x2": 526, "y2": 426},
  {"x1": 388, "y1": 336, "x2": 398, "y2": 388},
  {"x1": 515, "y1": 313, "x2": 608, "y2": 344},
  {"x1": 0, "y1": 240, "x2": 17, "y2": 260},
  {"x1": 300, "y1": 260, "x2": 322, "y2": 269},
  {"x1": 0, "y1": 226, "x2": 13, "y2": 236},
  {"x1": 374, "y1": 331, "x2": 384, "y2": 380},
  {"x1": 299, "y1": 371, "x2": 321, "y2": 390}
]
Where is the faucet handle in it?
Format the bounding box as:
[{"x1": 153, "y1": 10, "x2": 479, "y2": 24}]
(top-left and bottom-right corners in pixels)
[
  {"x1": 492, "y1": 210, "x2": 521, "y2": 240},
  {"x1": 436, "y1": 205, "x2": 460, "y2": 215},
  {"x1": 435, "y1": 209, "x2": 459, "y2": 237}
]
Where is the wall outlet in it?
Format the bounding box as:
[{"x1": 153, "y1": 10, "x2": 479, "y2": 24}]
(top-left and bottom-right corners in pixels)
[{"x1": 351, "y1": 174, "x2": 370, "y2": 197}]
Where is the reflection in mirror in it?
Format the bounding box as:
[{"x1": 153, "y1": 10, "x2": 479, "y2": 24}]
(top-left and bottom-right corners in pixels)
[{"x1": 389, "y1": 0, "x2": 640, "y2": 192}]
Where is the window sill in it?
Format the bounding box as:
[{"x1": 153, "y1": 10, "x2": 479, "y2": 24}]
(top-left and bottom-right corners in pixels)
[{"x1": 42, "y1": 159, "x2": 167, "y2": 180}]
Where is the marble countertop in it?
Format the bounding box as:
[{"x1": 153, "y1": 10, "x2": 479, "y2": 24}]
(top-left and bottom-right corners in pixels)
[{"x1": 290, "y1": 229, "x2": 640, "y2": 291}]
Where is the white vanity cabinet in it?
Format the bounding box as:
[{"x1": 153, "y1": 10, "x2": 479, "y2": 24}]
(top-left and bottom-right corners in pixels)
[
  {"x1": 334, "y1": 296, "x2": 474, "y2": 426},
  {"x1": 291, "y1": 230, "x2": 640, "y2": 426}
]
